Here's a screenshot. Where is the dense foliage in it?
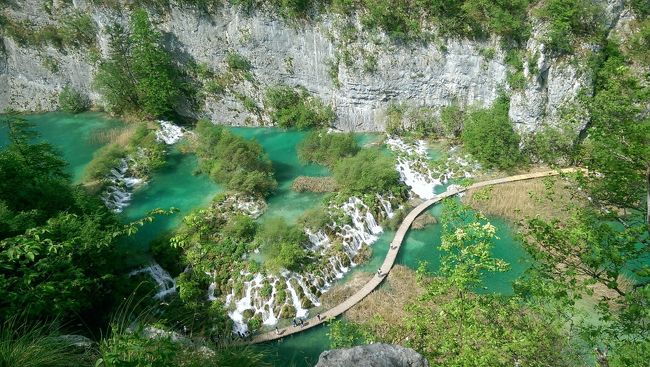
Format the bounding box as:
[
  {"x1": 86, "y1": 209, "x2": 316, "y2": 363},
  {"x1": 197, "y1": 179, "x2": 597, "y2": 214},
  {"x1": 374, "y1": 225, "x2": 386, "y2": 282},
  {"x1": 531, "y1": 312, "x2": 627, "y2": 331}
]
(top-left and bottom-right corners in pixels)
[
  {"x1": 194, "y1": 120, "x2": 277, "y2": 196},
  {"x1": 58, "y1": 85, "x2": 89, "y2": 113},
  {"x1": 333, "y1": 149, "x2": 401, "y2": 195},
  {"x1": 297, "y1": 130, "x2": 359, "y2": 168},
  {"x1": 461, "y1": 97, "x2": 522, "y2": 170},
  {"x1": 94, "y1": 9, "x2": 185, "y2": 118},
  {"x1": 328, "y1": 201, "x2": 582, "y2": 366},
  {"x1": 265, "y1": 85, "x2": 335, "y2": 129},
  {"x1": 0, "y1": 116, "x2": 163, "y2": 323},
  {"x1": 536, "y1": 0, "x2": 605, "y2": 54}
]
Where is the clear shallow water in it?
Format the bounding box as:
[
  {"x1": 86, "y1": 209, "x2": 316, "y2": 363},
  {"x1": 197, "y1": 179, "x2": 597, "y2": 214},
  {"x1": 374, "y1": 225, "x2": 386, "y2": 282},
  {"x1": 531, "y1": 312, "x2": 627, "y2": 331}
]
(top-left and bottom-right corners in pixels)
[
  {"x1": 0, "y1": 112, "x2": 123, "y2": 182},
  {"x1": 120, "y1": 150, "x2": 221, "y2": 264}
]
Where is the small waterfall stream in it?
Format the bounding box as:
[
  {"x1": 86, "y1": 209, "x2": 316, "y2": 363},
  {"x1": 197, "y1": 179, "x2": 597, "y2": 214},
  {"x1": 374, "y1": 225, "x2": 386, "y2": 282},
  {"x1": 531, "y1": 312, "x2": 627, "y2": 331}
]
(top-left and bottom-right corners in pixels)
[{"x1": 130, "y1": 263, "x2": 177, "y2": 299}]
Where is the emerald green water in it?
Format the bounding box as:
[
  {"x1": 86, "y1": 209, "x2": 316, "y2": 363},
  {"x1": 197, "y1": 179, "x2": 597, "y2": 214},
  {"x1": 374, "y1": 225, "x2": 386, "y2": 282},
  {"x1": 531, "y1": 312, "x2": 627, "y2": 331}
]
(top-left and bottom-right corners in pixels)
[
  {"x1": 6, "y1": 114, "x2": 530, "y2": 367},
  {"x1": 0, "y1": 112, "x2": 123, "y2": 182},
  {"x1": 228, "y1": 128, "x2": 331, "y2": 224}
]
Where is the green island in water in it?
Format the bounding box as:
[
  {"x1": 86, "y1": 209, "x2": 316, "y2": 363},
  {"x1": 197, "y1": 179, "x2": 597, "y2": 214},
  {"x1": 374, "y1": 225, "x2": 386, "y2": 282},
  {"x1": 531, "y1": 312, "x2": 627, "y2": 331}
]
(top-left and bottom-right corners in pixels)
[{"x1": 0, "y1": 1, "x2": 648, "y2": 366}]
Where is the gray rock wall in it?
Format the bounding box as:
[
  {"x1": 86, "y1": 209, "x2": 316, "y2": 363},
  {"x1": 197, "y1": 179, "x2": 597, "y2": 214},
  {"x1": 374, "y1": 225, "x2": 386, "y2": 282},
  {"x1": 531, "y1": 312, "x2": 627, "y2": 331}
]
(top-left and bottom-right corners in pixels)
[
  {"x1": 0, "y1": 0, "x2": 629, "y2": 131},
  {"x1": 315, "y1": 343, "x2": 429, "y2": 367}
]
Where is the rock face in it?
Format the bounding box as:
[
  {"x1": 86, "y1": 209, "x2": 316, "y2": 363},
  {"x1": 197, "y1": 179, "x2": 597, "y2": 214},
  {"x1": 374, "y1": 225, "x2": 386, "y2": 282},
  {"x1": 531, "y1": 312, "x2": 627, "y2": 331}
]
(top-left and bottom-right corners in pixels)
[
  {"x1": 315, "y1": 343, "x2": 429, "y2": 367},
  {"x1": 0, "y1": 0, "x2": 630, "y2": 132}
]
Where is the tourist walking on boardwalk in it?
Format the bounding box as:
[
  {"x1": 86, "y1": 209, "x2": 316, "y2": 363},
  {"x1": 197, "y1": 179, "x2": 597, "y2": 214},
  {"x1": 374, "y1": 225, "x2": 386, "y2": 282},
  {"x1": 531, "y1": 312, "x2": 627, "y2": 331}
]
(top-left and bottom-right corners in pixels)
[{"x1": 317, "y1": 313, "x2": 321, "y2": 321}]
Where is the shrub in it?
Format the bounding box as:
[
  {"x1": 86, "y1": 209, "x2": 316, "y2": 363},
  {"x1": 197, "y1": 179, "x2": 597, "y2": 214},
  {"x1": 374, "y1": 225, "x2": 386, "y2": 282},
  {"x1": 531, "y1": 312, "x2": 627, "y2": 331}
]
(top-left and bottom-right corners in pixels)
[
  {"x1": 536, "y1": 0, "x2": 604, "y2": 54},
  {"x1": 333, "y1": 149, "x2": 401, "y2": 194},
  {"x1": 439, "y1": 104, "x2": 465, "y2": 139},
  {"x1": 194, "y1": 120, "x2": 277, "y2": 196},
  {"x1": 385, "y1": 103, "x2": 405, "y2": 136},
  {"x1": 297, "y1": 130, "x2": 359, "y2": 167},
  {"x1": 150, "y1": 233, "x2": 185, "y2": 277},
  {"x1": 461, "y1": 97, "x2": 522, "y2": 170},
  {"x1": 225, "y1": 52, "x2": 252, "y2": 71},
  {"x1": 58, "y1": 85, "x2": 89, "y2": 113},
  {"x1": 59, "y1": 11, "x2": 97, "y2": 48},
  {"x1": 265, "y1": 85, "x2": 335, "y2": 129}
]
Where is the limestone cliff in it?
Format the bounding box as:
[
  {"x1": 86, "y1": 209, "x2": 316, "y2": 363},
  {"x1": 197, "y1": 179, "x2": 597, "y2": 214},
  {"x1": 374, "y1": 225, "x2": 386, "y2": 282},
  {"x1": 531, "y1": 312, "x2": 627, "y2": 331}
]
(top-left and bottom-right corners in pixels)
[{"x1": 0, "y1": 0, "x2": 631, "y2": 132}]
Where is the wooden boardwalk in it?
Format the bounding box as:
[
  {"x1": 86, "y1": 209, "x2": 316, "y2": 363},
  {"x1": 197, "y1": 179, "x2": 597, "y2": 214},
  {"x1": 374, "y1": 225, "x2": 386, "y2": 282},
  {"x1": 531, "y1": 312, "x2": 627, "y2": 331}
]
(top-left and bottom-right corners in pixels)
[{"x1": 249, "y1": 168, "x2": 581, "y2": 344}]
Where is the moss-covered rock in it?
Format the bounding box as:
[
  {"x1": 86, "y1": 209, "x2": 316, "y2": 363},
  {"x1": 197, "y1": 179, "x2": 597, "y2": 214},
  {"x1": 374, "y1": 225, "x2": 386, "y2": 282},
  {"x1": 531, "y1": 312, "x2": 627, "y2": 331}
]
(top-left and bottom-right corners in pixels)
[
  {"x1": 301, "y1": 296, "x2": 313, "y2": 309},
  {"x1": 279, "y1": 304, "x2": 297, "y2": 319},
  {"x1": 242, "y1": 308, "x2": 255, "y2": 320}
]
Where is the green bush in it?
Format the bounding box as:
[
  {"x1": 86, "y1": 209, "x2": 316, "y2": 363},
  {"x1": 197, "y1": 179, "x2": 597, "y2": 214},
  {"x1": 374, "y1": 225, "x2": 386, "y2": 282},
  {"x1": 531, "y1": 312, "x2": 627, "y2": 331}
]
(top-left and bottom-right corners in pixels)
[
  {"x1": 84, "y1": 143, "x2": 127, "y2": 182},
  {"x1": 194, "y1": 120, "x2": 277, "y2": 196},
  {"x1": 150, "y1": 233, "x2": 185, "y2": 277},
  {"x1": 461, "y1": 97, "x2": 522, "y2": 170},
  {"x1": 265, "y1": 85, "x2": 335, "y2": 129},
  {"x1": 439, "y1": 104, "x2": 465, "y2": 139},
  {"x1": 59, "y1": 11, "x2": 97, "y2": 48},
  {"x1": 385, "y1": 103, "x2": 405, "y2": 136},
  {"x1": 58, "y1": 85, "x2": 89, "y2": 113},
  {"x1": 225, "y1": 52, "x2": 252, "y2": 71},
  {"x1": 536, "y1": 0, "x2": 604, "y2": 54},
  {"x1": 297, "y1": 130, "x2": 359, "y2": 168},
  {"x1": 333, "y1": 149, "x2": 401, "y2": 194}
]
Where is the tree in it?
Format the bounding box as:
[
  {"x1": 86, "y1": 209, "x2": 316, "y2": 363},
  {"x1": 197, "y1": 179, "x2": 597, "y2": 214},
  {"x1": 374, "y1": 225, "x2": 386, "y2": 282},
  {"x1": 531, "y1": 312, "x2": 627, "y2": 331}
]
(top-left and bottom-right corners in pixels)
[
  {"x1": 58, "y1": 85, "x2": 89, "y2": 113},
  {"x1": 461, "y1": 97, "x2": 522, "y2": 170},
  {"x1": 265, "y1": 85, "x2": 335, "y2": 129},
  {"x1": 94, "y1": 9, "x2": 183, "y2": 118},
  {"x1": 333, "y1": 149, "x2": 401, "y2": 195},
  {"x1": 0, "y1": 115, "x2": 73, "y2": 236},
  {"x1": 582, "y1": 48, "x2": 650, "y2": 230},
  {"x1": 297, "y1": 129, "x2": 359, "y2": 168},
  {"x1": 129, "y1": 8, "x2": 180, "y2": 117}
]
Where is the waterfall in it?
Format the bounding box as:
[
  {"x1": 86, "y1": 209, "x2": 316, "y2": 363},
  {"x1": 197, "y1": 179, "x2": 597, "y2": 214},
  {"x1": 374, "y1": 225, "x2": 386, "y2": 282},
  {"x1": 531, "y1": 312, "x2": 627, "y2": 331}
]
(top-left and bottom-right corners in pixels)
[
  {"x1": 220, "y1": 194, "x2": 394, "y2": 332},
  {"x1": 130, "y1": 263, "x2": 177, "y2": 299},
  {"x1": 155, "y1": 120, "x2": 185, "y2": 144},
  {"x1": 101, "y1": 158, "x2": 143, "y2": 213},
  {"x1": 386, "y1": 137, "x2": 444, "y2": 200},
  {"x1": 285, "y1": 279, "x2": 309, "y2": 318}
]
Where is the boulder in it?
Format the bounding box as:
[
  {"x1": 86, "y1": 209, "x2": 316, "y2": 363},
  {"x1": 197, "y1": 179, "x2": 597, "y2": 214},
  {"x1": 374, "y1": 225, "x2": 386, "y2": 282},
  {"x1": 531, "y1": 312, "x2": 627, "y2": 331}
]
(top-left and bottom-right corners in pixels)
[{"x1": 315, "y1": 343, "x2": 429, "y2": 367}]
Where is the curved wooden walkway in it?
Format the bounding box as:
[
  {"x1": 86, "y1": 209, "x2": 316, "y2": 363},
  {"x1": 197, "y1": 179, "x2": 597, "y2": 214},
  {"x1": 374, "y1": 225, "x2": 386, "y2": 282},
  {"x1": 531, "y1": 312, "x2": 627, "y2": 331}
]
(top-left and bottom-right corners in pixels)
[{"x1": 250, "y1": 168, "x2": 582, "y2": 344}]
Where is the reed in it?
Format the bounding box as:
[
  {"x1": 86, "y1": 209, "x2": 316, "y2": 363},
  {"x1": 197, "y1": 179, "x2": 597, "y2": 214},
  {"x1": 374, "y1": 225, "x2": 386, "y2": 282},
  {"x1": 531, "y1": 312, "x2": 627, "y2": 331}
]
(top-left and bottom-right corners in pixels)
[
  {"x1": 462, "y1": 176, "x2": 585, "y2": 223},
  {"x1": 90, "y1": 125, "x2": 137, "y2": 146}
]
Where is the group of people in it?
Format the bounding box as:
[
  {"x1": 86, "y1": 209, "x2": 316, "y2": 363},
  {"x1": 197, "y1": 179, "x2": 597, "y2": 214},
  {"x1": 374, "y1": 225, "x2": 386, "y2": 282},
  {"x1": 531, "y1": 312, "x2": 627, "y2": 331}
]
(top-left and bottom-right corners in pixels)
[
  {"x1": 234, "y1": 330, "x2": 252, "y2": 341},
  {"x1": 291, "y1": 317, "x2": 306, "y2": 327}
]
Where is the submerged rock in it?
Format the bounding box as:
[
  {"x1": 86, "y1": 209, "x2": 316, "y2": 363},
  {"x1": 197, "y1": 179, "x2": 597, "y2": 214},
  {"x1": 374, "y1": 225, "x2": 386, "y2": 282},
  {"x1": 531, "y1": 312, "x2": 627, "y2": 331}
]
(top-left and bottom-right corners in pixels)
[{"x1": 315, "y1": 343, "x2": 429, "y2": 367}]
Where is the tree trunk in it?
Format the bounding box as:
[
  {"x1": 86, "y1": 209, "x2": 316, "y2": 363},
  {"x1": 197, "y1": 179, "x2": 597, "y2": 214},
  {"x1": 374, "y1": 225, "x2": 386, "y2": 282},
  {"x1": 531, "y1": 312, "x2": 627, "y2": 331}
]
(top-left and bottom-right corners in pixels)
[{"x1": 595, "y1": 348, "x2": 609, "y2": 367}]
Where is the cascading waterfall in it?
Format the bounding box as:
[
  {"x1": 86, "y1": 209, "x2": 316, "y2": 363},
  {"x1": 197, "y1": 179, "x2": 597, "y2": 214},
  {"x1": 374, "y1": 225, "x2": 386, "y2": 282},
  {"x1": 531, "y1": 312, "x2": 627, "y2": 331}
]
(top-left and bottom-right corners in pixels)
[
  {"x1": 101, "y1": 158, "x2": 143, "y2": 213},
  {"x1": 101, "y1": 121, "x2": 185, "y2": 212},
  {"x1": 130, "y1": 263, "x2": 177, "y2": 299},
  {"x1": 155, "y1": 120, "x2": 186, "y2": 144},
  {"x1": 386, "y1": 137, "x2": 443, "y2": 200},
  {"x1": 221, "y1": 194, "x2": 395, "y2": 333}
]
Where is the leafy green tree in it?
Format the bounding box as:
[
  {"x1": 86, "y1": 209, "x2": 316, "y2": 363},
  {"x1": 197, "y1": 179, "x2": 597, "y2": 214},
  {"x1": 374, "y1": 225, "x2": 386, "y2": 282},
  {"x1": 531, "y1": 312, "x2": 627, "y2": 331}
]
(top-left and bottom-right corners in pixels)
[
  {"x1": 193, "y1": 120, "x2": 277, "y2": 197},
  {"x1": 461, "y1": 97, "x2": 522, "y2": 170},
  {"x1": 333, "y1": 149, "x2": 401, "y2": 195},
  {"x1": 265, "y1": 85, "x2": 335, "y2": 129},
  {"x1": 94, "y1": 9, "x2": 183, "y2": 117},
  {"x1": 536, "y1": 0, "x2": 604, "y2": 54},
  {"x1": 297, "y1": 129, "x2": 359, "y2": 168},
  {"x1": 94, "y1": 24, "x2": 139, "y2": 115},
  {"x1": 0, "y1": 115, "x2": 74, "y2": 234},
  {"x1": 582, "y1": 47, "x2": 650, "y2": 229}
]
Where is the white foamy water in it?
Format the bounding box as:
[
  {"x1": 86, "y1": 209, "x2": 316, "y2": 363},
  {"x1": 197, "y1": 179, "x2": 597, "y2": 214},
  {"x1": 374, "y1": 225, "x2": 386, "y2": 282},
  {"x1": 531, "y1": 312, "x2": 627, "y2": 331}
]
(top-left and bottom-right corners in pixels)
[
  {"x1": 130, "y1": 263, "x2": 177, "y2": 299},
  {"x1": 100, "y1": 158, "x2": 144, "y2": 213},
  {"x1": 220, "y1": 194, "x2": 397, "y2": 333},
  {"x1": 156, "y1": 121, "x2": 185, "y2": 145},
  {"x1": 386, "y1": 137, "x2": 444, "y2": 200}
]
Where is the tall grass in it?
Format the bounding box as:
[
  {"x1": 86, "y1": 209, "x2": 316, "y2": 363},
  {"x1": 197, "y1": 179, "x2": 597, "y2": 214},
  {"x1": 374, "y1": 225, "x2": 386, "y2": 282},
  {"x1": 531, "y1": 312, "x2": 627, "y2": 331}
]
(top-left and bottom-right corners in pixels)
[{"x1": 0, "y1": 317, "x2": 90, "y2": 367}]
